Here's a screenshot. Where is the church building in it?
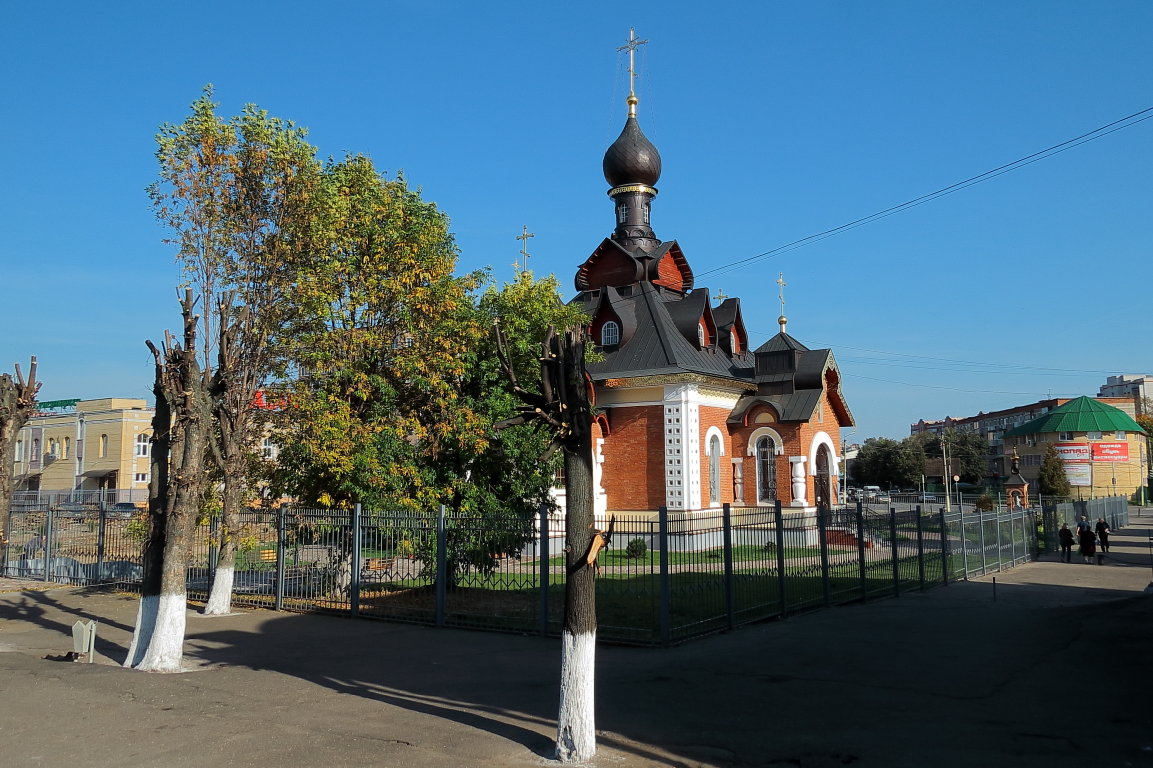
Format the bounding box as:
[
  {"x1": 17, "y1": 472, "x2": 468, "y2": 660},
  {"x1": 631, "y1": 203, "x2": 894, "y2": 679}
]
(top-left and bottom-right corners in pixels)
[{"x1": 569, "y1": 53, "x2": 854, "y2": 521}]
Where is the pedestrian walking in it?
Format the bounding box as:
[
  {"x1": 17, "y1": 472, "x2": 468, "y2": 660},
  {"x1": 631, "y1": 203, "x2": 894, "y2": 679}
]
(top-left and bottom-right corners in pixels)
[
  {"x1": 1077, "y1": 525, "x2": 1097, "y2": 564},
  {"x1": 1094, "y1": 518, "x2": 1111, "y2": 553},
  {"x1": 1075, "y1": 515, "x2": 1092, "y2": 534},
  {"x1": 1058, "y1": 523, "x2": 1075, "y2": 563}
]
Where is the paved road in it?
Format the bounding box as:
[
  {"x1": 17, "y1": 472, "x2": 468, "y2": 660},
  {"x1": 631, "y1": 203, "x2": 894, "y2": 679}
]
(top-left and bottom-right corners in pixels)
[{"x1": 1, "y1": 514, "x2": 1151, "y2": 768}]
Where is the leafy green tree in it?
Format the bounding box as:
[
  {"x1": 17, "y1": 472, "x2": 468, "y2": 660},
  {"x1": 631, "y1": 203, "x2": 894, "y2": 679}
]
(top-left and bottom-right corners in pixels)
[
  {"x1": 1037, "y1": 443, "x2": 1072, "y2": 498},
  {"x1": 851, "y1": 437, "x2": 923, "y2": 489},
  {"x1": 150, "y1": 88, "x2": 320, "y2": 615},
  {"x1": 918, "y1": 429, "x2": 988, "y2": 484}
]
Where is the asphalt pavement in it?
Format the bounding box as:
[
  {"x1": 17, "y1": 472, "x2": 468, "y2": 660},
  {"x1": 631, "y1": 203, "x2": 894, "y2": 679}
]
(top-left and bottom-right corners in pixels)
[{"x1": 1, "y1": 511, "x2": 1151, "y2": 768}]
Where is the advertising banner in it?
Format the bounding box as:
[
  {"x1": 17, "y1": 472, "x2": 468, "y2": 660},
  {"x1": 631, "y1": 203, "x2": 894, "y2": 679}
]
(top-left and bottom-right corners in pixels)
[
  {"x1": 1064, "y1": 463, "x2": 1092, "y2": 486},
  {"x1": 1055, "y1": 443, "x2": 1090, "y2": 463},
  {"x1": 1092, "y1": 442, "x2": 1129, "y2": 462}
]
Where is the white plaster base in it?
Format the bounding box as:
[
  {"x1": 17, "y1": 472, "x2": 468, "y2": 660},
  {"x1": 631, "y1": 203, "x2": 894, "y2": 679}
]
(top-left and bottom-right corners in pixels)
[{"x1": 203, "y1": 564, "x2": 236, "y2": 615}]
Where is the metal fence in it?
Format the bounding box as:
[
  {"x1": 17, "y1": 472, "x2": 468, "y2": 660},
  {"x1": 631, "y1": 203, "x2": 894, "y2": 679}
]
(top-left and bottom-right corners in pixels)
[
  {"x1": 4, "y1": 496, "x2": 1092, "y2": 645},
  {"x1": 1037, "y1": 497, "x2": 1130, "y2": 554}
]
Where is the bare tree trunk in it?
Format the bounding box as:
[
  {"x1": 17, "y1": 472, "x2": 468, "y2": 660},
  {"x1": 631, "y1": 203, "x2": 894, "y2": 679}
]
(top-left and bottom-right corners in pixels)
[
  {"x1": 126, "y1": 292, "x2": 210, "y2": 672},
  {"x1": 0, "y1": 358, "x2": 41, "y2": 547},
  {"x1": 556, "y1": 433, "x2": 596, "y2": 762},
  {"x1": 495, "y1": 324, "x2": 598, "y2": 762},
  {"x1": 203, "y1": 468, "x2": 244, "y2": 615}
]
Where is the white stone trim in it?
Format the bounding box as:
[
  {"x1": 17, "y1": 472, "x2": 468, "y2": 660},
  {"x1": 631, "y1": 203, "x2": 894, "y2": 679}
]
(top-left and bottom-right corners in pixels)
[
  {"x1": 808, "y1": 431, "x2": 839, "y2": 477},
  {"x1": 703, "y1": 426, "x2": 726, "y2": 456},
  {"x1": 663, "y1": 384, "x2": 702, "y2": 511},
  {"x1": 789, "y1": 456, "x2": 808, "y2": 507},
  {"x1": 746, "y1": 426, "x2": 784, "y2": 456}
]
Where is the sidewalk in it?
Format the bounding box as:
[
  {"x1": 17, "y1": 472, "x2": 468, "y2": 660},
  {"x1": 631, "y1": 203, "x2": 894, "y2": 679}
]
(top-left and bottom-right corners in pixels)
[{"x1": 1, "y1": 517, "x2": 1151, "y2": 768}]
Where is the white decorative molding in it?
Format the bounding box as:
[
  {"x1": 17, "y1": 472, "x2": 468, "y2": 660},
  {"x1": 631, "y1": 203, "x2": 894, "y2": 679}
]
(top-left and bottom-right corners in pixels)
[
  {"x1": 746, "y1": 426, "x2": 784, "y2": 456},
  {"x1": 703, "y1": 426, "x2": 726, "y2": 456},
  {"x1": 664, "y1": 384, "x2": 702, "y2": 511},
  {"x1": 789, "y1": 456, "x2": 807, "y2": 507},
  {"x1": 807, "y1": 431, "x2": 839, "y2": 477}
]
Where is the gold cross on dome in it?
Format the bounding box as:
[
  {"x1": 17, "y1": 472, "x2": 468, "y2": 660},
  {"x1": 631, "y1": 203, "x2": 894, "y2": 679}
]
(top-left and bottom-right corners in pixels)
[
  {"x1": 776, "y1": 272, "x2": 787, "y2": 316},
  {"x1": 617, "y1": 28, "x2": 649, "y2": 116}
]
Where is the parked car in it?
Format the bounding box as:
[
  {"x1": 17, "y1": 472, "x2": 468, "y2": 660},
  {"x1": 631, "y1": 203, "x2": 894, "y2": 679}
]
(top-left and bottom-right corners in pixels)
[
  {"x1": 110, "y1": 502, "x2": 142, "y2": 518},
  {"x1": 917, "y1": 493, "x2": 939, "y2": 503}
]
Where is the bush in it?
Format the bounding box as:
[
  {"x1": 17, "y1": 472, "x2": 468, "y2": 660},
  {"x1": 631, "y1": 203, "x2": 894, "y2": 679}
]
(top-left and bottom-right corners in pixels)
[
  {"x1": 625, "y1": 538, "x2": 647, "y2": 560},
  {"x1": 974, "y1": 493, "x2": 996, "y2": 512}
]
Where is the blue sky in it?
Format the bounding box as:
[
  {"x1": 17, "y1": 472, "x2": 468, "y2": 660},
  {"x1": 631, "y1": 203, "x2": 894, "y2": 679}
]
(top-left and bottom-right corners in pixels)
[{"x1": 1, "y1": 1, "x2": 1150, "y2": 439}]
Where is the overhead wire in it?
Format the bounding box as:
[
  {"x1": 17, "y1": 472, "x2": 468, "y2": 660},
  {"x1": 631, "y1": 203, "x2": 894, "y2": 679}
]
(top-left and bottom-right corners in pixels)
[{"x1": 695, "y1": 106, "x2": 1153, "y2": 280}]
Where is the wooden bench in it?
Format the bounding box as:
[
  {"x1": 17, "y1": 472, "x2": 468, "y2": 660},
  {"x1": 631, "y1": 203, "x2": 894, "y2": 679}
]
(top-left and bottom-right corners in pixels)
[{"x1": 360, "y1": 556, "x2": 395, "y2": 579}]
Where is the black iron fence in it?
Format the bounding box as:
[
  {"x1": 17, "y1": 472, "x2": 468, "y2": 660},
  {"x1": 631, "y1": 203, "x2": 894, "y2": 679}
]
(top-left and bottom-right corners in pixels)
[{"x1": 3, "y1": 496, "x2": 1092, "y2": 645}]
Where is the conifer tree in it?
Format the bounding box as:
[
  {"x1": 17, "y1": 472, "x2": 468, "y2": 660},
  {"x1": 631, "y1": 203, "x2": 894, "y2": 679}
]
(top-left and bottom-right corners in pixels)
[{"x1": 1037, "y1": 443, "x2": 1072, "y2": 498}]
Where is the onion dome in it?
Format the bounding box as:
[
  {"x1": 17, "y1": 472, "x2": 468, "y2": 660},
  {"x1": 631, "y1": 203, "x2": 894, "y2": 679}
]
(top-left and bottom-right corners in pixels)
[{"x1": 603, "y1": 115, "x2": 662, "y2": 188}]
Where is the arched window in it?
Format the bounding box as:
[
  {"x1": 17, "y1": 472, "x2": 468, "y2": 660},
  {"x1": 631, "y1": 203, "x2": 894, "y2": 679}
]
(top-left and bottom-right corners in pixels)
[
  {"x1": 617, "y1": 203, "x2": 629, "y2": 223},
  {"x1": 47, "y1": 438, "x2": 59, "y2": 457},
  {"x1": 63, "y1": 437, "x2": 71, "y2": 459},
  {"x1": 601, "y1": 321, "x2": 620, "y2": 346},
  {"x1": 15, "y1": 439, "x2": 23, "y2": 461},
  {"x1": 756, "y1": 436, "x2": 777, "y2": 504},
  {"x1": 262, "y1": 437, "x2": 278, "y2": 460},
  {"x1": 709, "y1": 435, "x2": 722, "y2": 504},
  {"x1": 32, "y1": 438, "x2": 40, "y2": 458},
  {"x1": 697, "y1": 323, "x2": 706, "y2": 346},
  {"x1": 99, "y1": 434, "x2": 108, "y2": 458},
  {"x1": 135, "y1": 433, "x2": 150, "y2": 458}
]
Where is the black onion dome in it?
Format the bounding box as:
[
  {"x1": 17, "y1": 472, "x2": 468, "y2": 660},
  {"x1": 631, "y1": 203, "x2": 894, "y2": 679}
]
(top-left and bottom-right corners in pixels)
[{"x1": 603, "y1": 116, "x2": 662, "y2": 188}]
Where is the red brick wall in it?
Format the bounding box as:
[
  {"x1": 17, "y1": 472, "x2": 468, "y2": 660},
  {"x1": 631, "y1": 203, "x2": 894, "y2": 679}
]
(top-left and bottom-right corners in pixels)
[
  {"x1": 601, "y1": 405, "x2": 666, "y2": 510},
  {"x1": 699, "y1": 405, "x2": 732, "y2": 506}
]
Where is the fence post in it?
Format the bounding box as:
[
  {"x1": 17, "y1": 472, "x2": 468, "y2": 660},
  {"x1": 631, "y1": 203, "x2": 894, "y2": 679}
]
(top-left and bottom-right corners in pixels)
[
  {"x1": 958, "y1": 506, "x2": 968, "y2": 580},
  {"x1": 350, "y1": 504, "x2": 363, "y2": 617},
  {"x1": 978, "y1": 508, "x2": 987, "y2": 575},
  {"x1": 938, "y1": 508, "x2": 948, "y2": 585},
  {"x1": 889, "y1": 507, "x2": 899, "y2": 597},
  {"x1": 915, "y1": 505, "x2": 925, "y2": 591},
  {"x1": 274, "y1": 506, "x2": 286, "y2": 611},
  {"x1": 538, "y1": 504, "x2": 550, "y2": 637},
  {"x1": 96, "y1": 506, "x2": 107, "y2": 585},
  {"x1": 43, "y1": 507, "x2": 55, "y2": 582},
  {"x1": 818, "y1": 505, "x2": 831, "y2": 607},
  {"x1": 658, "y1": 506, "x2": 671, "y2": 645},
  {"x1": 436, "y1": 504, "x2": 447, "y2": 627},
  {"x1": 1, "y1": 504, "x2": 11, "y2": 577},
  {"x1": 722, "y1": 503, "x2": 735, "y2": 630},
  {"x1": 208, "y1": 511, "x2": 220, "y2": 575},
  {"x1": 774, "y1": 500, "x2": 787, "y2": 617},
  {"x1": 855, "y1": 501, "x2": 867, "y2": 602},
  {"x1": 994, "y1": 508, "x2": 1003, "y2": 572}
]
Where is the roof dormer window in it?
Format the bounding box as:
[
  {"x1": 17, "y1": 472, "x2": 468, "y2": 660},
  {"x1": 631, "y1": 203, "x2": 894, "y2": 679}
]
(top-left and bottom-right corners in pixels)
[
  {"x1": 601, "y1": 321, "x2": 620, "y2": 346},
  {"x1": 697, "y1": 323, "x2": 706, "y2": 347}
]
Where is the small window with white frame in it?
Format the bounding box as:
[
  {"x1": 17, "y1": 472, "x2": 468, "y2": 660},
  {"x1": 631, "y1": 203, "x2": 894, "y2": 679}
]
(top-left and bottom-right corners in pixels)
[
  {"x1": 1114, "y1": 431, "x2": 1125, "y2": 440},
  {"x1": 135, "y1": 472, "x2": 148, "y2": 483},
  {"x1": 135, "y1": 433, "x2": 150, "y2": 457},
  {"x1": 262, "y1": 437, "x2": 278, "y2": 460},
  {"x1": 1059, "y1": 432, "x2": 1074, "y2": 441},
  {"x1": 601, "y1": 321, "x2": 620, "y2": 346},
  {"x1": 1086, "y1": 431, "x2": 1102, "y2": 440}
]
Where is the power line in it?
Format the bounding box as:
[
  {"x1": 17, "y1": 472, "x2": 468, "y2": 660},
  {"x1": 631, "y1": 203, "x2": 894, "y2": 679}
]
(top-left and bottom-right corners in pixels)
[
  {"x1": 843, "y1": 372, "x2": 1083, "y2": 397},
  {"x1": 696, "y1": 106, "x2": 1153, "y2": 280}
]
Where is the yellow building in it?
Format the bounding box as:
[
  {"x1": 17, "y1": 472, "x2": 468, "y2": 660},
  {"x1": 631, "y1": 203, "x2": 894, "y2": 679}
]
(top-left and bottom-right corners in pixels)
[
  {"x1": 1003, "y1": 396, "x2": 1148, "y2": 501},
  {"x1": 12, "y1": 398, "x2": 154, "y2": 504}
]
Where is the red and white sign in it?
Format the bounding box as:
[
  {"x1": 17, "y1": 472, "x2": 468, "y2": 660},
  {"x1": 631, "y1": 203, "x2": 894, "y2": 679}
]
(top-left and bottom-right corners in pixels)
[
  {"x1": 1092, "y1": 442, "x2": 1129, "y2": 462},
  {"x1": 1055, "y1": 443, "x2": 1090, "y2": 463}
]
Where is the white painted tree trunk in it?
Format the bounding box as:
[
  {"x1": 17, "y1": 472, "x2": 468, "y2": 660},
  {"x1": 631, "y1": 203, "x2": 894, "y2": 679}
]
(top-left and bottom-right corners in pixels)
[
  {"x1": 556, "y1": 628, "x2": 597, "y2": 762},
  {"x1": 203, "y1": 563, "x2": 236, "y2": 615},
  {"x1": 123, "y1": 595, "x2": 158, "y2": 668},
  {"x1": 133, "y1": 593, "x2": 188, "y2": 672}
]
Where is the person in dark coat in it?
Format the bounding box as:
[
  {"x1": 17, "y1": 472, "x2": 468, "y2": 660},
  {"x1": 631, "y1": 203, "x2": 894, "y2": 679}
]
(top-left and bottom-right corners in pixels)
[
  {"x1": 1095, "y1": 518, "x2": 1111, "y2": 553},
  {"x1": 1078, "y1": 526, "x2": 1097, "y2": 563},
  {"x1": 1058, "y1": 523, "x2": 1075, "y2": 563}
]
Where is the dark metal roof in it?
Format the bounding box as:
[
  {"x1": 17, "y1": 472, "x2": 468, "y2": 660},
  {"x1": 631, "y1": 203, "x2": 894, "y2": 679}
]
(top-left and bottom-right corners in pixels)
[
  {"x1": 728, "y1": 389, "x2": 824, "y2": 424},
  {"x1": 583, "y1": 282, "x2": 746, "y2": 381}
]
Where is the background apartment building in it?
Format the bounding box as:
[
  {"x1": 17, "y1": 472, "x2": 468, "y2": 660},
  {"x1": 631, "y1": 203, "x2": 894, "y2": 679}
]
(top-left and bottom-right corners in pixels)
[{"x1": 12, "y1": 398, "x2": 154, "y2": 504}]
